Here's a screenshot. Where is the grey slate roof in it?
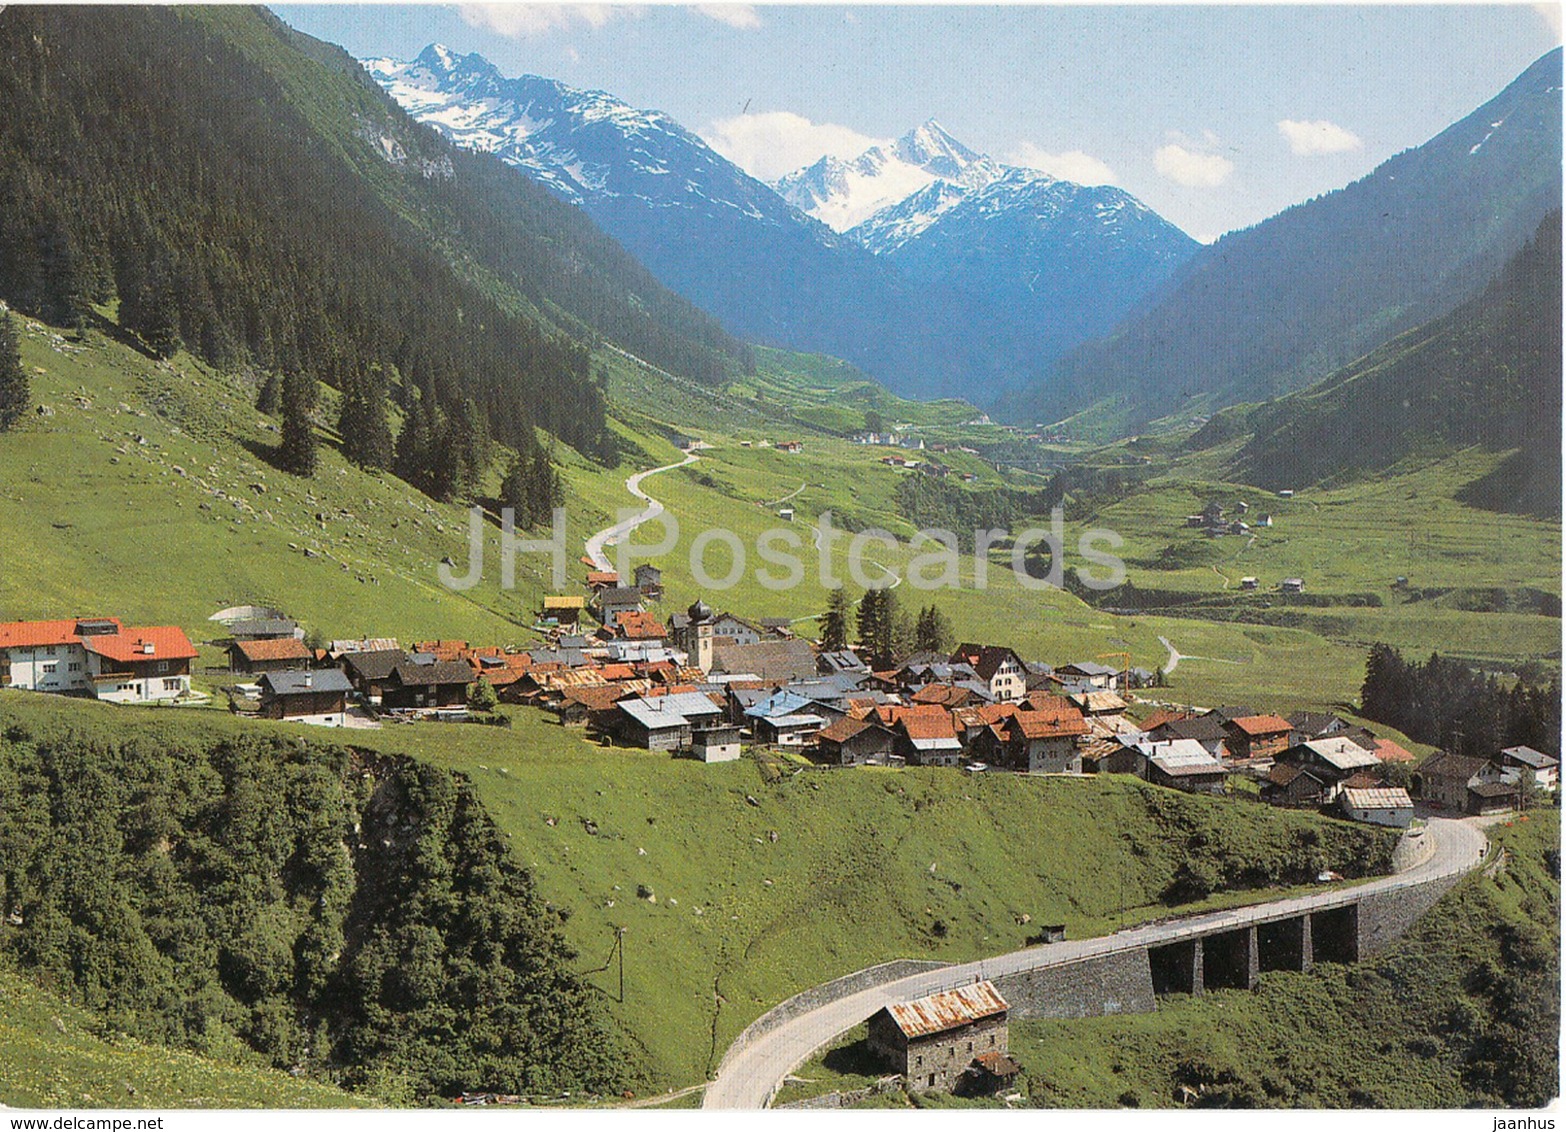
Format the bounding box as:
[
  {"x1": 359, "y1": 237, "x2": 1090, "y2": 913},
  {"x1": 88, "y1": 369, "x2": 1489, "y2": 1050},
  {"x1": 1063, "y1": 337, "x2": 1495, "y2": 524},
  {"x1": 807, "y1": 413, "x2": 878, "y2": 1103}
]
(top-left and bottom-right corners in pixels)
[
  {"x1": 342, "y1": 649, "x2": 411, "y2": 681},
  {"x1": 261, "y1": 669, "x2": 353, "y2": 696},
  {"x1": 391, "y1": 660, "x2": 476, "y2": 687}
]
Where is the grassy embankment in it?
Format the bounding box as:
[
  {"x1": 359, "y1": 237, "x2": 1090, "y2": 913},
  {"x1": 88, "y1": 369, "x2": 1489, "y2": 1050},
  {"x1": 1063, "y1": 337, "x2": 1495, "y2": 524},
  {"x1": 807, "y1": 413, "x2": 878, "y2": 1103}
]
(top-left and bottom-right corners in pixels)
[
  {"x1": 0, "y1": 692, "x2": 1394, "y2": 1095},
  {"x1": 781, "y1": 811, "x2": 1560, "y2": 1109}
]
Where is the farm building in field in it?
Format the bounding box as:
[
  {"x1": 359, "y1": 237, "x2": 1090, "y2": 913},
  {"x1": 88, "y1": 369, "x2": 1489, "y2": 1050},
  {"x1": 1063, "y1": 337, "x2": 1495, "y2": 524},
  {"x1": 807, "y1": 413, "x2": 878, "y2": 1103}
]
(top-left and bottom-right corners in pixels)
[
  {"x1": 868, "y1": 981, "x2": 1011, "y2": 1096},
  {"x1": 228, "y1": 636, "x2": 314, "y2": 674},
  {"x1": 0, "y1": 617, "x2": 198, "y2": 704},
  {"x1": 692, "y1": 723, "x2": 742, "y2": 763},
  {"x1": 226, "y1": 618, "x2": 300, "y2": 641},
  {"x1": 541, "y1": 595, "x2": 585, "y2": 629},
  {"x1": 258, "y1": 668, "x2": 352, "y2": 724},
  {"x1": 1339, "y1": 786, "x2": 1415, "y2": 828}
]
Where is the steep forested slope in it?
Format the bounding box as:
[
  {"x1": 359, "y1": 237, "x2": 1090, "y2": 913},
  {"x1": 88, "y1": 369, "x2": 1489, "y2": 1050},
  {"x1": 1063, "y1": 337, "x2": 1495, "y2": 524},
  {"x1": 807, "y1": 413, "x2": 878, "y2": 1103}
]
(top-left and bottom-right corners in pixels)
[
  {"x1": 1189, "y1": 211, "x2": 1561, "y2": 516},
  {"x1": 0, "y1": 701, "x2": 628, "y2": 1102},
  {"x1": 0, "y1": 6, "x2": 749, "y2": 467}
]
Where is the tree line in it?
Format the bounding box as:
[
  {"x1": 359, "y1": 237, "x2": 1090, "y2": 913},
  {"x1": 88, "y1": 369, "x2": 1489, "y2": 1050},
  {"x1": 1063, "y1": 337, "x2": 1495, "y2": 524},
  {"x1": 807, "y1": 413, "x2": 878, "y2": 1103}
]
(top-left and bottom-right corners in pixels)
[
  {"x1": 819, "y1": 585, "x2": 953, "y2": 669},
  {"x1": 1360, "y1": 643, "x2": 1561, "y2": 759},
  {"x1": 0, "y1": 8, "x2": 751, "y2": 494}
]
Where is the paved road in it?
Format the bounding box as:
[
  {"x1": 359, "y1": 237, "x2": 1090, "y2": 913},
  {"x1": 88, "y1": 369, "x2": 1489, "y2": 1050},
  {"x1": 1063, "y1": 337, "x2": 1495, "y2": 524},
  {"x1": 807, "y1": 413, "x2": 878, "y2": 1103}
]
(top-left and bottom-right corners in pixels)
[
  {"x1": 703, "y1": 816, "x2": 1488, "y2": 1109},
  {"x1": 583, "y1": 451, "x2": 700, "y2": 572}
]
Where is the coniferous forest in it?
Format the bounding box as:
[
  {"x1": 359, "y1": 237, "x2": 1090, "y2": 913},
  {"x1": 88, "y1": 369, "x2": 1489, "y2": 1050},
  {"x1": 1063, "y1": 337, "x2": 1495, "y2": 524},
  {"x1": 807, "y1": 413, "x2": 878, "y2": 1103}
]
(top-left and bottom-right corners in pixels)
[{"x1": 0, "y1": 6, "x2": 751, "y2": 483}]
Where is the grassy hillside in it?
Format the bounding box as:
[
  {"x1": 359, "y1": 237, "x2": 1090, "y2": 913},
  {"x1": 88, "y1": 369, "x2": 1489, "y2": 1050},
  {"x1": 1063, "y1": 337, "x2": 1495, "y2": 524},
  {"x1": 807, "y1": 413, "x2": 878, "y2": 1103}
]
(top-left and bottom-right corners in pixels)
[
  {"x1": 0, "y1": 304, "x2": 1380, "y2": 714},
  {"x1": 786, "y1": 811, "x2": 1560, "y2": 1109},
  {"x1": 0, "y1": 693, "x2": 1393, "y2": 1094},
  {"x1": 0, "y1": 967, "x2": 369, "y2": 1109}
]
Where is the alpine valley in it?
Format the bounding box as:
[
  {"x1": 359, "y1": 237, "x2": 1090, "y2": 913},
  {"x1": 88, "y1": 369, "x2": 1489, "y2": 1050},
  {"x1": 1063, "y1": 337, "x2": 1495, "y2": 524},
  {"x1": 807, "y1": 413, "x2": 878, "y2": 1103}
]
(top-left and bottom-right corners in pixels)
[{"x1": 0, "y1": 3, "x2": 1557, "y2": 1115}]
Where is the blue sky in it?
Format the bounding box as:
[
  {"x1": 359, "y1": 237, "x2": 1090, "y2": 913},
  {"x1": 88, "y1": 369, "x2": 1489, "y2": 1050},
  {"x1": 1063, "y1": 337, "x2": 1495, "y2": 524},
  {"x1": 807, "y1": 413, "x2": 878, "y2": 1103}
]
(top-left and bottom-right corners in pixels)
[{"x1": 272, "y1": 3, "x2": 1560, "y2": 240}]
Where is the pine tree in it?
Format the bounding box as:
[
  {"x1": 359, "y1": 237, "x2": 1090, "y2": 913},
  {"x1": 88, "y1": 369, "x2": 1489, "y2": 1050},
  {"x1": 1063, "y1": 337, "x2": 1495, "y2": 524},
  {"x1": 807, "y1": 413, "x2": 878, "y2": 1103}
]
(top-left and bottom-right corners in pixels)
[
  {"x1": 500, "y1": 454, "x2": 531, "y2": 526},
  {"x1": 820, "y1": 587, "x2": 852, "y2": 652},
  {"x1": 0, "y1": 311, "x2": 28, "y2": 431},
  {"x1": 856, "y1": 587, "x2": 900, "y2": 669},
  {"x1": 914, "y1": 604, "x2": 954, "y2": 654},
  {"x1": 338, "y1": 371, "x2": 394, "y2": 472},
  {"x1": 255, "y1": 373, "x2": 281, "y2": 416},
  {"x1": 279, "y1": 371, "x2": 317, "y2": 477}
]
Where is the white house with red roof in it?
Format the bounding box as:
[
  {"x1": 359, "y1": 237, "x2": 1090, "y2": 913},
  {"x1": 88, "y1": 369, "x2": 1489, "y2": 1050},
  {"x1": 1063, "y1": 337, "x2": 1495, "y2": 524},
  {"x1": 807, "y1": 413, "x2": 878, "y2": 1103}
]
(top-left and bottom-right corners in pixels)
[{"x1": 0, "y1": 617, "x2": 198, "y2": 704}]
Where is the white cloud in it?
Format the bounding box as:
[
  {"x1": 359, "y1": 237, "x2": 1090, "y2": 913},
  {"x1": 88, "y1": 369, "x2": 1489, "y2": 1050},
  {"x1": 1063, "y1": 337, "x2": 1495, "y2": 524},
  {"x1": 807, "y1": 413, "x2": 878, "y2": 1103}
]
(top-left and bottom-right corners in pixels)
[
  {"x1": 458, "y1": 4, "x2": 634, "y2": 38},
  {"x1": 702, "y1": 111, "x2": 885, "y2": 181},
  {"x1": 1535, "y1": 1, "x2": 1563, "y2": 42},
  {"x1": 1154, "y1": 143, "x2": 1234, "y2": 188},
  {"x1": 692, "y1": 4, "x2": 761, "y2": 29},
  {"x1": 1006, "y1": 142, "x2": 1117, "y2": 187},
  {"x1": 1277, "y1": 118, "x2": 1363, "y2": 156}
]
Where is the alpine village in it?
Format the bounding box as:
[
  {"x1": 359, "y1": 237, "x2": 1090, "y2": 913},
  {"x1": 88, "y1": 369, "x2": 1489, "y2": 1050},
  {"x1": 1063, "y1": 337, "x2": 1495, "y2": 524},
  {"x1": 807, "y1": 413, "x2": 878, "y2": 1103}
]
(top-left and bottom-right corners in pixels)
[{"x1": 0, "y1": 5, "x2": 1558, "y2": 1115}]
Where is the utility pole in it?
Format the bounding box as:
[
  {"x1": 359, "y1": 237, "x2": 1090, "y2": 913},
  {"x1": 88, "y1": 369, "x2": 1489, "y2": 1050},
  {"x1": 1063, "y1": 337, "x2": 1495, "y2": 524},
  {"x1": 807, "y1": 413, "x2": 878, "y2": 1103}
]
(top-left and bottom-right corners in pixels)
[{"x1": 617, "y1": 927, "x2": 627, "y2": 1004}]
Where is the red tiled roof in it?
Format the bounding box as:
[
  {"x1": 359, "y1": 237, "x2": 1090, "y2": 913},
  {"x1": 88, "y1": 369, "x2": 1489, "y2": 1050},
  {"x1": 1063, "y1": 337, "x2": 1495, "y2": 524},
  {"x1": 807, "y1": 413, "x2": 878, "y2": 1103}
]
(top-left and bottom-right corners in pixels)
[
  {"x1": 1229, "y1": 714, "x2": 1293, "y2": 736},
  {"x1": 1138, "y1": 708, "x2": 1194, "y2": 732},
  {"x1": 900, "y1": 713, "x2": 958, "y2": 741},
  {"x1": 912, "y1": 684, "x2": 974, "y2": 707},
  {"x1": 0, "y1": 618, "x2": 122, "y2": 649},
  {"x1": 233, "y1": 637, "x2": 312, "y2": 663},
  {"x1": 83, "y1": 625, "x2": 198, "y2": 663},
  {"x1": 1373, "y1": 738, "x2": 1416, "y2": 763},
  {"x1": 586, "y1": 571, "x2": 619, "y2": 585},
  {"x1": 1008, "y1": 709, "x2": 1090, "y2": 740},
  {"x1": 616, "y1": 611, "x2": 666, "y2": 641},
  {"x1": 817, "y1": 716, "x2": 873, "y2": 744}
]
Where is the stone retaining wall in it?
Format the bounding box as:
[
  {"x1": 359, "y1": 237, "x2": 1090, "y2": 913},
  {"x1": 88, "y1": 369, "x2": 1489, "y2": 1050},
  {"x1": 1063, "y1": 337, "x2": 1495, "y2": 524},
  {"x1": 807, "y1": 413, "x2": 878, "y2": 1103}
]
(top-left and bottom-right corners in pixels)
[{"x1": 994, "y1": 948, "x2": 1156, "y2": 1020}]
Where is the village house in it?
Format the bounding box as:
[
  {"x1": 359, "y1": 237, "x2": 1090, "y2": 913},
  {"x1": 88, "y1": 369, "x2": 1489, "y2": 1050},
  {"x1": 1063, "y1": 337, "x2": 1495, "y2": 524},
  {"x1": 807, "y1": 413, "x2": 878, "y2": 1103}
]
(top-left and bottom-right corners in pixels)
[
  {"x1": 1261, "y1": 762, "x2": 1331, "y2": 808},
  {"x1": 1415, "y1": 751, "x2": 1497, "y2": 814},
  {"x1": 1134, "y1": 739, "x2": 1228, "y2": 794},
  {"x1": 817, "y1": 648, "x2": 869, "y2": 676},
  {"x1": 632, "y1": 563, "x2": 664, "y2": 600},
  {"x1": 949, "y1": 644, "x2": 1028, "y2": 703},
  {"x1": 614, "y1": 691, "x2": 724, "y2": 751},
  {"x1": 382, "y1": 660, "x2": 476, "y2": 710},
  {"x1": 1054, "y1": 660, "x2": 1121, "y2": 691},
  {"x1": 995, "y1": 706, "x2": 1089, "y2": 773},
  {"x1": 1222, "y1": 714, "x2": 1294, "y2": 761},
  {"x1": 816, "y1": 716, "x2": 898, "y2": 766},
  {"x1": 1276, "y1": 736, "x2": 1383, "y2": 801},
  {"x1": 1339, "y1": 786, "x2": 1415, "y2": 828},
  {"x1": 867, "y1": 981, "x2": 1012, "y2": 1096},
  {"x1": 555, "y1": 684, "x2": 631, "y2": 729},
  {"x1": 1499, "y1": 745, "x2": 1559, "y2": 792},
  {"x1": 711, "y1": 638, "x2": 818, "y2": 684},
  {"x1": 615, "y1": 610, "x2": 667, "y2": 643},
  {"x1": 595, "y1": 586, "x2": 646, "y2": 629},
  {"x1": 896, "y1": 712, "x2": 964, "y2": 767},
  {"x1": 227, "y1": 635, "x2": 314, "y2": 674},
  {"x1": 585, "y1": 570, "x2": 620, "y2": 592},
  {"x1": 340, "y1": 648, "x2": 410, "y2": 703},
  {"x1": 258, "y1": 668, "x2": 352, "y2": 724},
  {"x1": 0, "y1": 617, "x2": 199, "y2": 704}
]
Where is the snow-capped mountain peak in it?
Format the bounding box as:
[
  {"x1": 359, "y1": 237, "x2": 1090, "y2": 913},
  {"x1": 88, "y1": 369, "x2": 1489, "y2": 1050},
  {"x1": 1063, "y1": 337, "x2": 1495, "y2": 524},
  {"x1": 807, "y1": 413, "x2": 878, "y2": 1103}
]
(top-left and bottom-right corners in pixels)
[{"x1": 774, "y1": 120, "x2": 1003, "y2": 233}]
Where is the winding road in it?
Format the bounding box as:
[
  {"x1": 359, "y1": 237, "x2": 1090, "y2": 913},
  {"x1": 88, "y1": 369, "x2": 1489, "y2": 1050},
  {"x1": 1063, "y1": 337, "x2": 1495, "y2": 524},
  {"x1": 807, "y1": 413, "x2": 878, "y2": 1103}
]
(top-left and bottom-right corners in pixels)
[
  {"x1": 583, "y1": 450, "x2": 700, "y2": 572},
  {"x1": 703, "y1": 816, "x2": 1488, "y2": 1109}
]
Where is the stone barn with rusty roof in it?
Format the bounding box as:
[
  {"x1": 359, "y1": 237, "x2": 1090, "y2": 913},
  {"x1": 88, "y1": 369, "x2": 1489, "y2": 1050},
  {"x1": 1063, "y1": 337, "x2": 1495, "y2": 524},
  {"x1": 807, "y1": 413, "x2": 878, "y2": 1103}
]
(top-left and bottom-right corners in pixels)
[{"x1": 867, "y1": 980, "x2": 1010, "y2": 1095}]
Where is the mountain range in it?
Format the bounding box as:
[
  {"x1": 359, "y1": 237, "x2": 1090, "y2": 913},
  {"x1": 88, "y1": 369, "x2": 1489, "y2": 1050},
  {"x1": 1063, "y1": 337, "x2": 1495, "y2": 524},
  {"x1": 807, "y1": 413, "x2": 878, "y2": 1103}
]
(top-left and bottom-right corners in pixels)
[
  {"x1": 364, "y1": 47, "x2": 1198, "y2": 402},
  {"x1": 1005, "y1": 47, "x2": 1564, "y2": 433}
]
